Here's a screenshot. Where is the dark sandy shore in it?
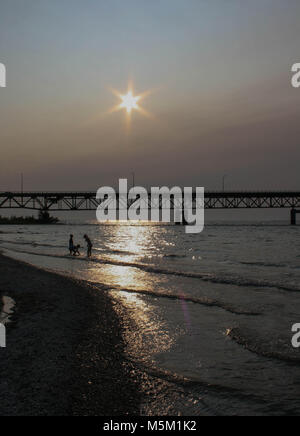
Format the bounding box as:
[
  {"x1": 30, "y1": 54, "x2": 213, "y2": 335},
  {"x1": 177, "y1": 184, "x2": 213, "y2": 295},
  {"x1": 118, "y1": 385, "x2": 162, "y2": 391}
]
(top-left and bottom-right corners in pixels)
[{"x1": 0, "y1": 254, "x2": 141, "y2": 416}]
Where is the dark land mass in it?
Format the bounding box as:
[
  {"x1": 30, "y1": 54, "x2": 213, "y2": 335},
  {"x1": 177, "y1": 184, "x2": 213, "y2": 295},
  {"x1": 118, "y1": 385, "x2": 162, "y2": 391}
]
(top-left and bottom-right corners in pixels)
[{"x1": 0, "y1": 210, "x2": 59, "y2": 225}]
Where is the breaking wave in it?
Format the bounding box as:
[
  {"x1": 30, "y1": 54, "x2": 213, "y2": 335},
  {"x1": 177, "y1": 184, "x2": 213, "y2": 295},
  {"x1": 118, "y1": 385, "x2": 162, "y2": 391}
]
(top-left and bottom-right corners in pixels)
[
  {"x1": 228, "y1": 327, "x2": 300, "y2": 364},
  {"x1": 95, "y1": 284, "x2": 261, "y2": 316},
  {"x1": 2, "y1": 244, "x2": 299, "y2": 294}
]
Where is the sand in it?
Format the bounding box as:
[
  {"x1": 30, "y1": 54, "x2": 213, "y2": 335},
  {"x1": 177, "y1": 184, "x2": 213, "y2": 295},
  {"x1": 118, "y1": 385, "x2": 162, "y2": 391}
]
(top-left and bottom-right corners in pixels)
[{"x1": 0, "y1": 254, "x2": 141, "y2": 416}]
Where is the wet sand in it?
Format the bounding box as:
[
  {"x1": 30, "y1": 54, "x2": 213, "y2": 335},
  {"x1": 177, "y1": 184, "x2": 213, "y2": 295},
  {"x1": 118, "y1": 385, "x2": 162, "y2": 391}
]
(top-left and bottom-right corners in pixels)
[{"x1": 0, "y1": 254, "x2": 141, "y2": 416}]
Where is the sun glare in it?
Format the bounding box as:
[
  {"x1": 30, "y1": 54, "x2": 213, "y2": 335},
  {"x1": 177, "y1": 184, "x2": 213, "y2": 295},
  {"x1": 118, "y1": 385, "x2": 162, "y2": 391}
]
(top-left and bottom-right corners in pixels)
[
  {"x1": 110, "y1": 82, "x2": 151, "y2": 121},
  {"x1": 120, "y1": 90, "x2": 141, "y2": 114}
]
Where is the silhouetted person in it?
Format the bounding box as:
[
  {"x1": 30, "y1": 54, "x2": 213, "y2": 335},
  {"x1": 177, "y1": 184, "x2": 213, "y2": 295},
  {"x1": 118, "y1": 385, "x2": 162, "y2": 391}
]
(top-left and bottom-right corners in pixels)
[
  {"x1": 69, "y1": 234, "x2": 74, "y2": 255},
  {"x1": 84, "y1": 234, "x2": 93, "y2": 257},
  {"x1": 73, "y1": 244, "x2": 81, "y2": 256}
]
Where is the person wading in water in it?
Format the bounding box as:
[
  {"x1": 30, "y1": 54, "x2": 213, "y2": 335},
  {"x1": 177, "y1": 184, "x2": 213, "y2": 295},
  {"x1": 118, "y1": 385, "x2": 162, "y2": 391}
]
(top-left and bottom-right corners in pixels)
[
  {"x1": 69, "y1": 234, "x2": 74, "y2": 255},
  {"x1": 84, "y1": 234, "x2": 93, "y2": 258}
]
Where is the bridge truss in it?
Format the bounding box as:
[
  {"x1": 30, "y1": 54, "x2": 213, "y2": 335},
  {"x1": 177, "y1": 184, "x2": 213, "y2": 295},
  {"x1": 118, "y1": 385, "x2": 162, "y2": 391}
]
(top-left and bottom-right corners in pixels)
[{"x1": 0, "y1": 191, "x2": 299, "y2": 211}]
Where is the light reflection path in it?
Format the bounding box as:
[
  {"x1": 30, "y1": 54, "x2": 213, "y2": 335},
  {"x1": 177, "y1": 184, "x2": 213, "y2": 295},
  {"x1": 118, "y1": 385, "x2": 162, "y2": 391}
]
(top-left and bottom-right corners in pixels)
[
  {"x1": 80, "y1": 225, "x2": 186, "y2": 363},
  {"x1": 109, "y1": 288, "x2": 175, "y2": 363},
  {"x1": 102, "y1": 224, "x2": 158, "y2": 264},
  {"x1": 89, "y1": 225, "x2": 184, "y2": 362}
]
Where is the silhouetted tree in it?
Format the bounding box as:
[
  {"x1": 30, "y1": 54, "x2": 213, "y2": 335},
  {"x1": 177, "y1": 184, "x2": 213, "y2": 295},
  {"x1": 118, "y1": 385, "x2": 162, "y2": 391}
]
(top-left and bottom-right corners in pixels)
[{"x1": 38, "y1": 210, "x2": 58, "y2": 223}]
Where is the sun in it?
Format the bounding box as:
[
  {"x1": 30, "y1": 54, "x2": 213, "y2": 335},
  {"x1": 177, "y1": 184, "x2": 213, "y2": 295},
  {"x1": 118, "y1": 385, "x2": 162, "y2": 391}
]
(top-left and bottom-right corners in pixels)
[
  {"x1": 109, "y1": 82, "x2": 151, "y2": 120},
  {"x1": 119, "y1": 90, "x2": 141, "y2": 114}
]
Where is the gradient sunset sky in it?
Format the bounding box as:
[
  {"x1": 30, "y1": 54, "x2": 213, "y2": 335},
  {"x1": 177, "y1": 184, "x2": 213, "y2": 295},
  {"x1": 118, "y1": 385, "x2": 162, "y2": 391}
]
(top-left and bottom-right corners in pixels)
[{"x1": 0, "y1": 0, "x2": 300, "y2": 191}]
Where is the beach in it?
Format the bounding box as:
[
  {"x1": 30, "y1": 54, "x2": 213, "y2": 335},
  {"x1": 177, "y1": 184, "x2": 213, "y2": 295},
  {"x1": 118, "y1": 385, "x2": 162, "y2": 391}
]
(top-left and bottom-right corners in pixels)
[{"x1": 0, "y1": 254, "x2": 142, "y2": 416}]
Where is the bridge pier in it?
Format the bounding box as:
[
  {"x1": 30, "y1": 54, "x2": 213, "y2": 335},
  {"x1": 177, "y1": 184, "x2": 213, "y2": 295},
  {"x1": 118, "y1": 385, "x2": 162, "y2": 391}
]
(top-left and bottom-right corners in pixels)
[
  {"x1": 174, "y1": 207, "x2": 188, "y2": 226},
  {"x1": 291, "y1": 208, "x2": 299, "y2": 225}
]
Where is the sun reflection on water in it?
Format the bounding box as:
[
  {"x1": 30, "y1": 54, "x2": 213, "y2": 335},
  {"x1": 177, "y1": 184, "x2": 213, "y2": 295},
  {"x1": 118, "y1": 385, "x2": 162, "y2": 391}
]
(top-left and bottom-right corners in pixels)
[
  {"x1": 110, "y1": 289, "x2": 174, "y2": 362},
  {"x1": 75, "y1": 224, "x2": 178, "y2": 363},
  {"x1": 103, "y1": 225, "x2": 159, "y2": 263},
  {"x1": 89, "y1": 224, "x2": 175, "y2": 362}
]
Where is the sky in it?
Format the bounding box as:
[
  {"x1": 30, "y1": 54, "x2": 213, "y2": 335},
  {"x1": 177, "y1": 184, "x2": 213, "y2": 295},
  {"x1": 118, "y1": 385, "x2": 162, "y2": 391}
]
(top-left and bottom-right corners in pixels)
[{"x1": 0, "y1": 0, "x2": 300, "y2": 191}]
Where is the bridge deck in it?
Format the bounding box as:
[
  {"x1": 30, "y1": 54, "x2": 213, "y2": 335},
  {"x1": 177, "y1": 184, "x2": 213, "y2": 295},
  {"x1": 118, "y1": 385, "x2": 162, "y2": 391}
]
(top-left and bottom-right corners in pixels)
[{"x1": 0, "y1": 191, "x2": 299, "y2": 211}]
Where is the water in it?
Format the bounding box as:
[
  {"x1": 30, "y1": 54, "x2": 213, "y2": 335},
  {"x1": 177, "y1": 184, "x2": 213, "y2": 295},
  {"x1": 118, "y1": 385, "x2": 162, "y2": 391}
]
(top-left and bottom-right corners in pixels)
[{"x1": 1, "y1": 221, "x2": 300, "y2": 415}]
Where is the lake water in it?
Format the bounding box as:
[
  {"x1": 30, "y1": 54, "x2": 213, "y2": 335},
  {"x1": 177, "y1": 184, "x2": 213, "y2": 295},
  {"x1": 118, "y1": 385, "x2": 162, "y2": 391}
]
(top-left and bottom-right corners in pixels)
[{"x1": 1, "y1": 220, "x2": 300, "y2": 415}]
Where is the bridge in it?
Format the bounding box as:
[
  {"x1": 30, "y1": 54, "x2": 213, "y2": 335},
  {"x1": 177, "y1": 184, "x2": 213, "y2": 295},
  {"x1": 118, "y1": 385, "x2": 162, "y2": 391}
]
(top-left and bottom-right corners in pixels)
[{"x1": 0, "y1": 190, "x2": 300, "y2": 224}]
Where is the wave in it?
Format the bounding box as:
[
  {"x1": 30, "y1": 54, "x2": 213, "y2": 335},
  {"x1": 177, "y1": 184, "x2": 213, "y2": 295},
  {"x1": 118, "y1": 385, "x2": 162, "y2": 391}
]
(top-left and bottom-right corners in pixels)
[
  {"x1": 0, "y1": 240, "x2": 138, "y2": 257},
  {"x1": 228, "y1": 327, "x2": 300, "y2": 364},
  {"x1": 2, "y1": 245, "x2": 300, "y2": 293},
  {"x1": 102, "y1": 248, "x2": 137, "y2": 256},
  {"x1": 93, "y1": 284, "x2": 260, "y2": 316},
  {"x1": 239, "y1": 261, "x2": 287, "y2": 268},
  {"x1": 126, "y1": 357, "x2": 267, "y2": 405},
  {"x1": 163, "y1": 254, "x2": 187, "y2": 259},
  {"x1": 0, "y1": 239, "x2": 66, "y2": 249}
]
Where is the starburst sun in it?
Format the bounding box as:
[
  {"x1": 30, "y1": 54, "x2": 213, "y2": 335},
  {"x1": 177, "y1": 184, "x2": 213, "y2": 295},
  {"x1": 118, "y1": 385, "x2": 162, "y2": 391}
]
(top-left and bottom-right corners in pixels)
[
  {"x1": 110, "y1": 82, "x2": 151, "y2": 119},
  {"x1": 119, "y1": 90, "x2": 141, "y2": 114}
]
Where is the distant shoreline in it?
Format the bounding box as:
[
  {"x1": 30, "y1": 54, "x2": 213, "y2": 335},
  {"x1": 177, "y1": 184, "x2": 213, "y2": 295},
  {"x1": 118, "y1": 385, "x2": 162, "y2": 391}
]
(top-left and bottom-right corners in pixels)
[
  {"x1": 0, "y1": 212, "x2": 59, "y2": 225},
  {"x1": 0, "y1": 223, "x2": 61, "y2": 226}
]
